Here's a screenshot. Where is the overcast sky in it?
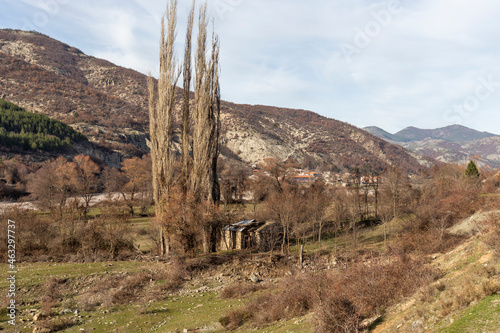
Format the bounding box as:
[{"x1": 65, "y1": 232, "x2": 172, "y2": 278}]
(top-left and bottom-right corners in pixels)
[{"x1": 1, "y1": 0, "x2": 500, "y2": 134}]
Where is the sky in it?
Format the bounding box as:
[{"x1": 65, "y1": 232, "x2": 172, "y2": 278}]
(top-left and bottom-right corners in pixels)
[{"x1": 1, "y1": 0, "x2": 500, "y2": 134}]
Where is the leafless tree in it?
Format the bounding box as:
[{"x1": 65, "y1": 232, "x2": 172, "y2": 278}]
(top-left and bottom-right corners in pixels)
[
  {"x1": 148, "y1": 0, "x2": 180, "y2": 206},
  {"x1": 27, "y1": 156, "x2": 74, "y2": 217},
  {"x1": 148, "y1": 0, "x2": 181, "y2": 255},
  {"x1": 219, "y1": 159, "x2": 250, "y2": 207},
  {"x1": 181, "y1": 1, "x2": 195, "y2": 193},
  {"x1": 263, "y1": 184, "x2": 307, "y2": 255},
  {"x1": 191, "y1": 3, "x2": 221, "y2": 205},
  {"x1": 246, "y1": 174, "x2": 271, "y2": 217},
  {"x1": 306, "y1": 182, "x2": 330, "y2": 248},
  {"x1": 71, "y1": 155, "x2": 100, "y2": 219}
]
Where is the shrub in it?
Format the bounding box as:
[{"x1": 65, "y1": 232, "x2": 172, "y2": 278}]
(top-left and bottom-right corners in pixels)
[
  {"x1": 111, "y1": 273, "x2": 150, "y2": 305},
  {"x1": 220, "y1": 256, "x2": 439, "y2": 331},
  {"x1": 153, "y1": 256, "x2": 188, "y2": 292},
  {"x1": 219, "y1": 281, "x2": 266, "y2": 299},
  {"x1": 314, "y1": 297, "x2": 360, "y2": 333},
  {"x1": 36, "y1": 317, "x2": 77, "y2": 332}
]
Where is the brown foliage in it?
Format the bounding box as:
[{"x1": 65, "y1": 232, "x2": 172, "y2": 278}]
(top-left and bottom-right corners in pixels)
[
  {"x1": 110, "y1": 273, "x2": 150, "y2": 305},
  {"x1": 36, "y1": 317, "x2": 77, "y2": 332},
  {"x1": 0, "y1": 207, "x2": 55, "y2": 259},
  {"x1": 159, "y1": 186, "x2": 232, "y2": 255},
  {"x1": 71, "y1": 154, "x2": 101, "y2": 218},
  {"x1": 27, "y1": 156, "x2": 70, "y2": 214},
  {"x1": 219, "y1": 281, "x2": 267, "y2": 299},
  {"x1": 411, "y1": 165, "x2": 482, "y2": 241},
  {"x1": 0, "y1": 201, "x2": 133, "y2": 261},
  {"x1": 262, "y1": 183, "x2": 308, "y2": 254},
  {"x1": 41, "y1": 277, "x2": 64, "y2": 316},
  {"x1": 219, "y1": 159, "x2": 250, "y2": 206},
  {"x1": 221, "y1": 256, "x2": 438, "y2": 331}
]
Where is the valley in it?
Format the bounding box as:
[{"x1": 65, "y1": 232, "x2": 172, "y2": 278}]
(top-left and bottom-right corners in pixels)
[{"x1": 0, "y1": 26, "x2": 500, "y2": 333}]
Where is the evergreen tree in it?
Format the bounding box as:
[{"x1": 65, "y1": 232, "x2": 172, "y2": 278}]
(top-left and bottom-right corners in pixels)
[{"x1": 465, "y1": 160, "x2": 480, "y2": 178}]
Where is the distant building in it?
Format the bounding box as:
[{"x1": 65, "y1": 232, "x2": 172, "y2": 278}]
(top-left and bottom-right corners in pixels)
[{"x1": 294, "y1": 174, "x2": 314, "y2": 183}]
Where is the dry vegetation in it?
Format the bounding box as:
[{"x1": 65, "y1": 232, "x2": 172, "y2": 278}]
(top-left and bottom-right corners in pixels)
[
  {"x1": 220, "y1": 256, "x2": 439, "y2": 332},
  {"x1": 0, "y1": 159, "x2": 499, "y2": 332}
]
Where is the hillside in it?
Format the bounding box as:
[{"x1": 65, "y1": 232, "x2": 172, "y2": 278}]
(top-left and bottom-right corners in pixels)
[
  {"x1": 365, "y1": 125, "x2": 500, "y2": 168},
  {"x1": 372, "y1": 212, "x2": 500, "y2": 332},
  {"x1": 0, "y1": 29, "x2": 426, "y2": 172}
]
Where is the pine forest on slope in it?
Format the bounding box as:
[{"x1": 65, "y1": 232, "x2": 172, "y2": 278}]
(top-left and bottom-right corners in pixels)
[{"x1": 0, "y1": 98, "x2": 86, "y2": 152}]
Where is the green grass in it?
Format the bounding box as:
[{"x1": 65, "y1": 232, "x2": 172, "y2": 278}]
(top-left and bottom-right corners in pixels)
[
  {"x1": 440, "y1": 294, "x2": 500, "y2": 333},
  {"x1": 128, "y1": 216, "x2": 155, "y2": 252},
  {"x1": 60, "y1": 292, "x2": 243, "y2": 333},
  {"x1": 0, "y1": 261, "x2": 145, "y2": 289},
  {"x1": 288, "y1": 215, "x2": 409, "y2": 258},
  {"x1": 0, "y1": 259, "x2": 313, "y2": 332}
]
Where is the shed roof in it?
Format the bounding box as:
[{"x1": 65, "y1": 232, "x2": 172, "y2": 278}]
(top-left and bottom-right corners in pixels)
[{"x1": 223, "y1": 219, "x2": 264, "y2": 232}]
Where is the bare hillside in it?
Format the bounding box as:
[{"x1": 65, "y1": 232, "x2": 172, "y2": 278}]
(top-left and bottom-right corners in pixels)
[{"x1": 0, "y1": 29, "x2": 427, "y2": 172}]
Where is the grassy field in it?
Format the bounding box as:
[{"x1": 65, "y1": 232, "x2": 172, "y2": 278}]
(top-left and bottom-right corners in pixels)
[{"x1": 0, "y1": 259, "x2": 314, "y2": 332}]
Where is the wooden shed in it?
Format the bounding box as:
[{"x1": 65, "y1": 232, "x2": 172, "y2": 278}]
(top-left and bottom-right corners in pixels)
[{"x1": 220, "y1": 219, "x2": 281, "y2": 251}]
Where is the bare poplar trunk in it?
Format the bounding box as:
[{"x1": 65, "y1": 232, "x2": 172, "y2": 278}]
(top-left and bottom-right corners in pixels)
[
  {"x1": 148, "y1": 0, "x2": 180, "y2": 256},
  {"x1": 318, "y1": 221, "x2": 323, "y2": 249},
  {"x1": 191, "y1": 4, "x2": 220, "y2": 205},
  {"x1": 159, "y1": 227, "x2": 165, "y2": 256},
  {"x1": 384, "y1": 223, "x2": 387, "y2": 251},
  {"x1": 299, "y1": 245, "x2": 304, "y2": 268},
  {"x1": 181, "y1": 2, "x2": 195, "y2": 193}
]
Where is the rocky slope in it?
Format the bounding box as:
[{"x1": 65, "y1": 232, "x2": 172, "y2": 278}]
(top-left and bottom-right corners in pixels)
[{"x1": 0, "y1": 29, "x2": 426, "y2": 172}]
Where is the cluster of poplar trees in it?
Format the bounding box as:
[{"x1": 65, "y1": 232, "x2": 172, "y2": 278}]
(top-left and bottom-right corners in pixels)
[{"x1": 149, "y1": 0, "x2": 221, "y2": 255}]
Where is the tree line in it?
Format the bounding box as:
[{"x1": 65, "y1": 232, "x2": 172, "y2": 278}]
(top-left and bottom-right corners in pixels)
[{"x1": 0, "y1": 154, "x2": 153, "y2": 261}]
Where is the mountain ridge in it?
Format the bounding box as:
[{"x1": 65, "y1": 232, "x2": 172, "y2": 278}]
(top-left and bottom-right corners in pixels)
[
  {"x1": 0, "y1": 29, "x2": 428, "y2": 172},
  {"x1": 365, "y1": 125, "x2": 500, "y2": 168},
  {"x1": 365, "y1": 124, "x2": 497, "y2": 143}
]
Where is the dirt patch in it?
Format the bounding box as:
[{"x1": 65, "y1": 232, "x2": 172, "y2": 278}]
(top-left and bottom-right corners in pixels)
[{"x1": 448, "y1": 210, "x2": 500, "y2": 236}]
